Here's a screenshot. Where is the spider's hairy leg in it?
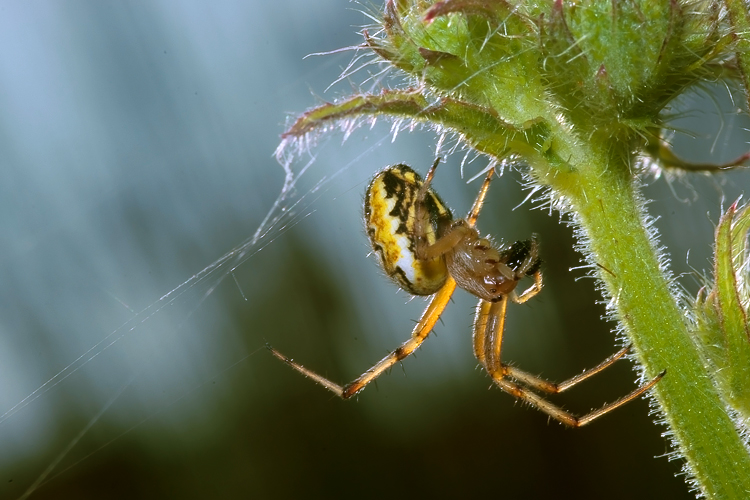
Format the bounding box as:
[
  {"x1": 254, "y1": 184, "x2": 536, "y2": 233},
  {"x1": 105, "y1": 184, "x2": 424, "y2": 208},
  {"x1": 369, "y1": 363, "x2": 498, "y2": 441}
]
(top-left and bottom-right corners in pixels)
[
  {"x1": 416, "y1": 156, "x2": 494, "y2": 226},
  {"x1": 473, "y1": 297, "x2": 665, "y2": 426},
  {"x1": 492, "y1": 369, "x2": 665, "y2": 427},
  {"x1": 267, "y1": 346, "x2": 346, "y2": 395},
  {"x1": 486, "y1": 361, "x2": 664, "y2": 427},
  {"x1": 466, "y1": 167, "x2": 494, "y2": 227},
  {"x1": 421, "y1": 156, "x2": 441, "y2": 188},
  {"x1": 500, "y1": 348, "x2": 666, "y2": 423},
  {"x1": 417, "y1": 223, "x2": 472, "y2": 260},
  {"x1": 268, "y1": 277, "x2": 457, "y2": 399},
  {"x1": 503, "y1": 346, "x2": 631, "y2": 394},
  {"x1": 474, "y1": 271, "x2": 541, "y2": 375},
  {"x1": 473, "y1": 298, "x2": 508, "y2": 374},
  {"x1": 511, "y1": 271, "x2": 542, "y2": 304},
  {"x1": 416, "y1": 161, "x2": 494, "y2": 262}
]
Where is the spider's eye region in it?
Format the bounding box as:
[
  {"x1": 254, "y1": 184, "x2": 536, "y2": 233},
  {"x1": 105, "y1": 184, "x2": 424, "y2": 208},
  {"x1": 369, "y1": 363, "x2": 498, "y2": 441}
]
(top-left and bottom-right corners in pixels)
[
  {"x1": 364, "y1": 164, "x2": 453, "y2": 296},
  {"x1": 473, "y1": 241, "x2": 490, "y2": 251}
]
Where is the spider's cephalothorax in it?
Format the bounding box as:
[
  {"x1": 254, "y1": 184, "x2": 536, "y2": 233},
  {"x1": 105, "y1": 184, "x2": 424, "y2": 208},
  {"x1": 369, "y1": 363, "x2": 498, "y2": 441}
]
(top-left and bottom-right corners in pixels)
[
  {"x1": 268, "y1": 159, "x2": 663, "y2": 426},
  {"x1": 441, "y1": 221, "x2": 540, "y2": 302}
]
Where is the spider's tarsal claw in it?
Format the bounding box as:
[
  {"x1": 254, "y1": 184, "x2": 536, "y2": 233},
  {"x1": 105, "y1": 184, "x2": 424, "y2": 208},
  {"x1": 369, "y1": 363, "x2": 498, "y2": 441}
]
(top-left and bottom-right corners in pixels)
[{"x1": 267, "y1": 344, "x2": 293, "y2": 364}]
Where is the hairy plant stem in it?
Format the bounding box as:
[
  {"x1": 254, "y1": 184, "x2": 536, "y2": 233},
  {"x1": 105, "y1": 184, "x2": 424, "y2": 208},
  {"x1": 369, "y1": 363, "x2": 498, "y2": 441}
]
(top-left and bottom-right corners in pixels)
[{"x1": 543, "y1": 146, "x2": 750, "y2": 499}]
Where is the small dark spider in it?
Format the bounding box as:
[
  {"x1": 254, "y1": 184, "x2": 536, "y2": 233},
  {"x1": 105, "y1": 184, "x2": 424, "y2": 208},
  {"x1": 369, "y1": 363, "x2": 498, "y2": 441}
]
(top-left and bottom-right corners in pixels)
[{"x1": 269, "y1": 159, "x2": 663, "y2": 426}]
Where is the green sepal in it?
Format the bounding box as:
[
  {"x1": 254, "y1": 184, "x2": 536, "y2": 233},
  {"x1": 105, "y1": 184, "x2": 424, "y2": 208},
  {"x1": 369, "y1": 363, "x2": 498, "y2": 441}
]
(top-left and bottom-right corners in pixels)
[
  {"x1": 539, "y1": 1, "x2": 618, "y2": 133},
  {"x1": 695, "y1": 201, "x2": 750, "y2": 423},
  {"x1": 539, "y1": 1, "x2": 728, "y2": 139},
  {"x1": 378, "y1": 0, "x2": 550, "y2": 125},
  {"x1": 725, "y1": 0, "x2": 750, "y2": 110},
  {"x1": 365, "y1": 0, "x2": 424, "y2": 74}
]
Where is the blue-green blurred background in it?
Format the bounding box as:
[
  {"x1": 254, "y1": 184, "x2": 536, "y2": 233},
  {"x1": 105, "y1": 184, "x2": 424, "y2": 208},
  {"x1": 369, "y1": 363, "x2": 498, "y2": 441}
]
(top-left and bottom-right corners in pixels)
[{"x1": 2, "y1": 2, "x2": 749, "y2": 498}]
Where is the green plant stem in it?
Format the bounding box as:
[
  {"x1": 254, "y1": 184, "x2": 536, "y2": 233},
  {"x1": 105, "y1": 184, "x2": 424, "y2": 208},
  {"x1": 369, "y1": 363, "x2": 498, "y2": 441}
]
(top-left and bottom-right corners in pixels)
[{"x1": 546, "y1": 147, "x2": 750, "y2": 499}]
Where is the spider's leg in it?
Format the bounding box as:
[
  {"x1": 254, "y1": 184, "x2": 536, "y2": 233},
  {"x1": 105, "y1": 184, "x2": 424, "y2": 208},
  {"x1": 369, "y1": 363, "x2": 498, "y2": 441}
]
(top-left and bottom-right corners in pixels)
[
  {"x1": 466, "y1": 168, "x2": 494, "y2": 226},
  {"x1": 422, "y1": 156, "x2": 441, "y2": 187},
  {"x1": 502, "y1": 345, "x2": 662, "y2": 395},
  {"x1": 489, "y1": 368, "x2": 664, "y2": 427},
  {"x1": 417, "y1": 164, "x2": 495, "y2": 260},
  {"x1": 511, "y1": 271, "x2": 542, "y2": 304},
  {"x1": 414, "y1": 158, "x2": 462, "y2": 260},
  {"x1": 419, "y1": 156, "x2": 494, "y2": 223},
  {"x1": 473, "y1": 295, "x2": 664, "y2": 427},
  {"x1": 268, "y1": 277, "x2": 457, "y2": 399},
  {"x1": 473, "y1": 298, "x2": 508, "y2": 374},
  {"x1": 502, "y1": 346, "x2": 631, "y2": 394},
  {"x1": 413, "y1": 158, "x2": 441, "y2": 242}
]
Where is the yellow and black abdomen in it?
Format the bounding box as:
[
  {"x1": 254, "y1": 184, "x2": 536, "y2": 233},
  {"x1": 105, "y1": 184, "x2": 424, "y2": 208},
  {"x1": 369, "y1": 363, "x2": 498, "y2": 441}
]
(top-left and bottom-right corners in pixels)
[{"x1": 364, "y1": 164, "x2": 453, "y2": 296}]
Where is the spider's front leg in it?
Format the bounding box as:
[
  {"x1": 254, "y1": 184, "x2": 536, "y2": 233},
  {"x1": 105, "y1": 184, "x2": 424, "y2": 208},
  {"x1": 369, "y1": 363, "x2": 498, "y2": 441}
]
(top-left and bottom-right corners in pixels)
[
  {"x1": 414, "y1": 158, "x2": 495, "y2": 262},
  {"x1": 268, "y1": 277, "x2": 457, "y2": 399}
]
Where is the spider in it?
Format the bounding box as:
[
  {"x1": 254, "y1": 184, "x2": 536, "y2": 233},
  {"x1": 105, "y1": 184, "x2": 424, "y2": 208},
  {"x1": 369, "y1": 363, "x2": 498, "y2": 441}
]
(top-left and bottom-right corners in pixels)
[{"x1": 268, "y1": 158, "x2": 664, "y2": 426}]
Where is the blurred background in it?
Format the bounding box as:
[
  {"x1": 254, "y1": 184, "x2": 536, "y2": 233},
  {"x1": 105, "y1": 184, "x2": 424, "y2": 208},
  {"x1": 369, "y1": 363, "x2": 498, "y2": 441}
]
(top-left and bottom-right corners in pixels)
[{"x1": 1, "y1": 1, "x2": 749, "y2": 499}]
